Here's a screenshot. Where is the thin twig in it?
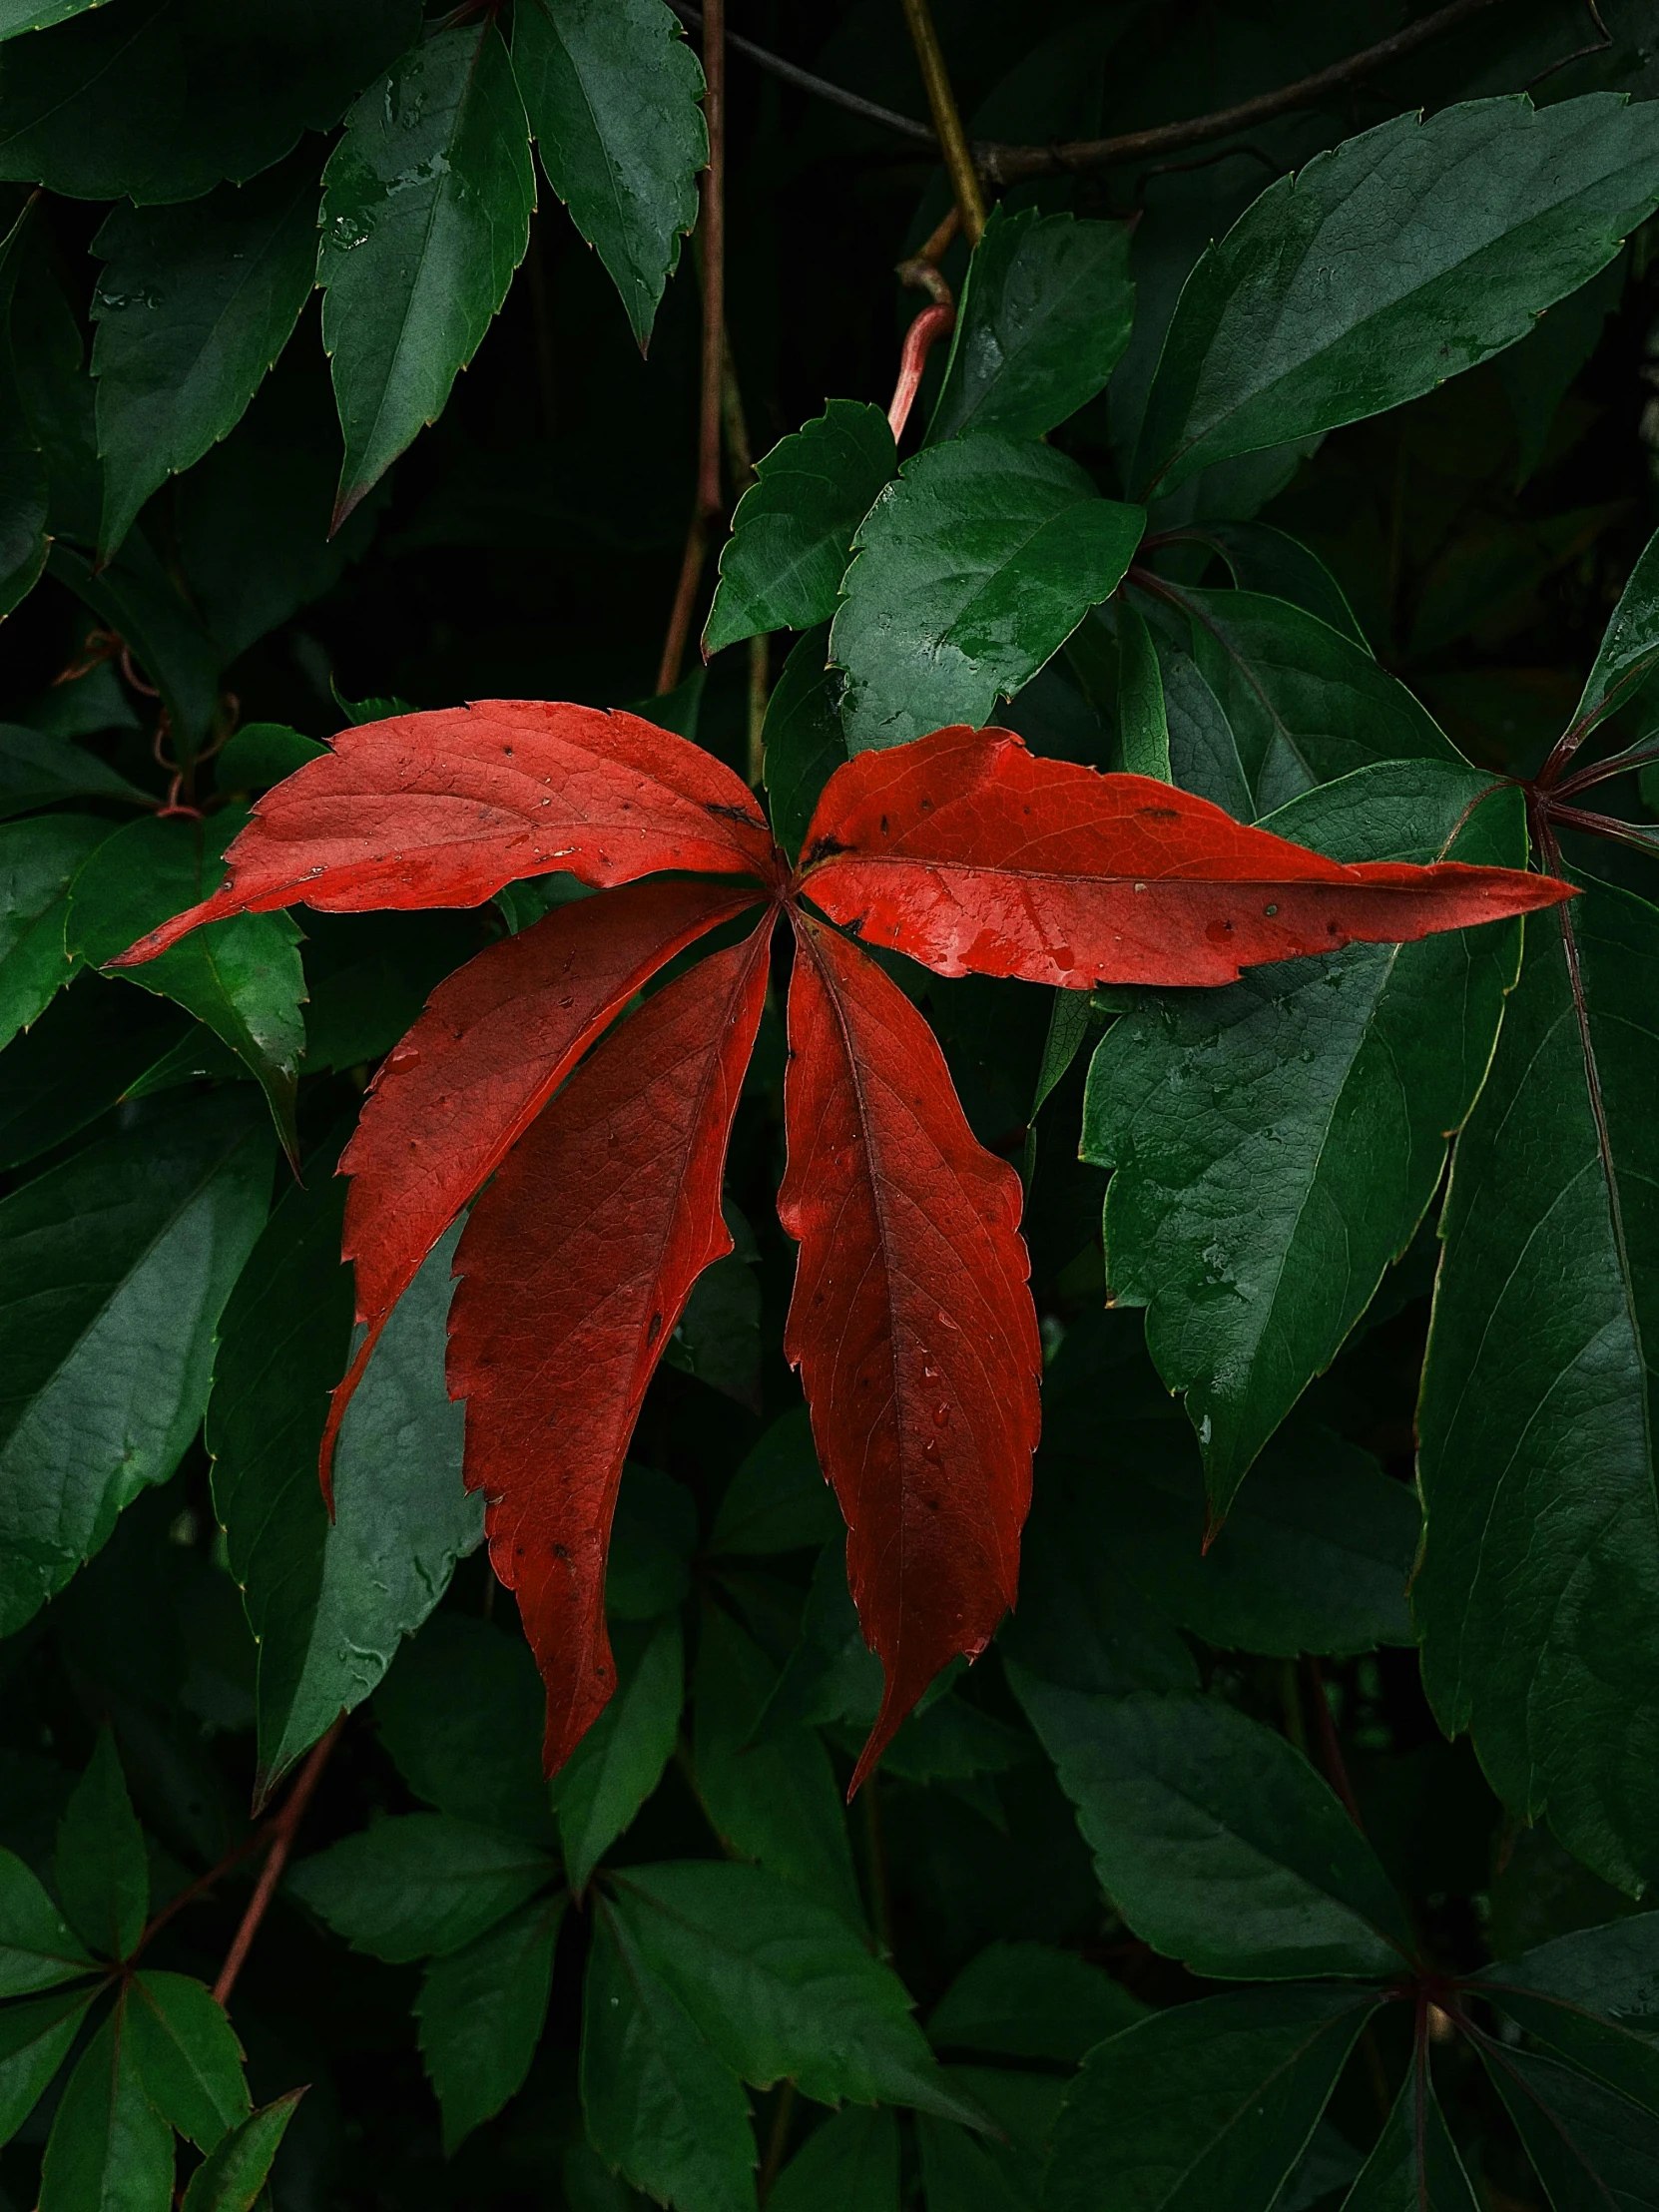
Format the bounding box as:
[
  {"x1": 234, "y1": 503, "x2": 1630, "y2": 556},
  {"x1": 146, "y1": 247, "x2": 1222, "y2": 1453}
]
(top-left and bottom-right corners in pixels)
[
  {"x1": 899, "y1": 0, "x2": 985, "y2": 242},
  {"x1": 666, "y1": 0, "x2": 935, "y2": 147},
  {"x1": 214, "y1": 1717, "x2": 345, "y2": 2007},
  {"x1": 896, "y1": 203, "x2": 959, "y2": 307},
  {"x1": 132, "y1": 1826, "x2": 270, "y2": 1961}
]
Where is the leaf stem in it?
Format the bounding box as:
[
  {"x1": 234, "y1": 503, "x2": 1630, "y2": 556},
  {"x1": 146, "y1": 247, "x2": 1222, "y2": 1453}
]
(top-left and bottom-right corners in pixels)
[
  {"x1": 1301, "y1": 1656, "x2": 1366, "y2": 1833},
  {"x1": 887, "y1": 302, "x2": 956, "y2": 442},
  {"x1": 214, "y1": 1716, "x2": 345, "y2": 2008},
  {"x1": 898, "y1": 0, "x2": 985, "y2": 243}
]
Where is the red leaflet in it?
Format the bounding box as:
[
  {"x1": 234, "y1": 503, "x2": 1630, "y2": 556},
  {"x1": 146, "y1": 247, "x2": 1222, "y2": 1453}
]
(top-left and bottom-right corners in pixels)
[
  {"x1": 110, "y1": 702, "x2": 776, "y2": 963},
  {"x1": 800, "y1": 726, "x2": 1571, "y2": 987},
  {"x1": 778, "y1": 917, "x2": 1041, "y2": 1791},
  {"x1": 446, "y1": 920, "x2": 772, "y2": 1773},
  {"x1": 318, "y1": 876, "x2": 760, "y2": 1495}
]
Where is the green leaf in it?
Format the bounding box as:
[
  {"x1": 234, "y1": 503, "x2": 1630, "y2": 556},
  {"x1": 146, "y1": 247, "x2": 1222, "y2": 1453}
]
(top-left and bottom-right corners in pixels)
[
  {"x1": 0, "y1": 971, "x2": 191, "y2": 1172},
  {"x1": 1157, "y1": 637, "x2": 1253, "y2": 820},
  {"x1": 38, "y1": 1998, "x2": 174, "y2": 2212},
  {"x1": 1339, "y1": 2064, "x2": 1478, "y2": 2210},
  {"x1": 210, "y1": 1198, "x2": 481, "y2": 1797},
  {"x1": 1117, "y1": 598, "x2": 1171, "y2": 781},
  {"x1": 0, "y1": 1986, "x2": 95, "y2": 2146},
  {"x1": 665, "y1": 1227, "x2": 761, "y2": 1408},
  {"x1": 1044, "y1": 1983, "x2": 1382, "y2": 2212},
  {"x1": 0, "y1": 3, "x2": 110, "y2": 43},
  {"x1": 1415, "y1": 869, "x2": 1659, "y2": 1893},
  {"x1": 179, "y1": 2093, "x2": 304, "y2": 2212},
  {"x1": 928, "y1": 205, "x2": 1133, "y2": 447},
  {"x1": 915, "y1": 2067, "x2": 1064, "y2": 2212},
  {"x1": 125, "y1": 1970, "x2": 249, "y2": 2149},
  {"x1": 767, "y1": 2106, "x2": 898, "y2": 2212},
  {"x1": 704, "y1": 404, "x2": 894, "y2": 658},
  {"x1": 8, "y1": 213, "x2": 100, "y2": 543},
  {"x1": 607, "y1": 1861, "x2": 982, "y2": 2121},
  {"x1": 0, "y1": 202, "x2": 48, "y2": 620},
  {"x1": 927, "y1": 1941, "x2": 1145, "y2": 2064},
  {"x1": 375, "y1": 1612, "x2": 554, "y2": 1847},
  {"x1": 759, "y1": 626, "x2": 847, "y2": 861},
  {"x1": 692, "y1": 1599, "x2": 863, "y2": 1928},
  {"x1": 0, "y1": 814, "x2": 110, "y2": 1047},
  {"x1": 708, "y1": 1405, "x2": 839, "y2": 1559},
  {"x1": 1173, "y1": 588, "x2": 1455, "y2": 811},
  {"x1": 415, "y1": 1894, "x2": 564, "y2": 2153},
  {"x1": 287, "y1": 1813, "x2": 555, "y2": 1964},
  {"x1": 50, "y1": 540, "x2": 221, "y2": 758},
  {"x1": 1474, "y1": 2038, "x2": 1659, "y2": 2208},
  {"x1": 553, "y1": 1613, "x2": 684, "y2": 1895},
  {"x1": 1168, "y1": 521, "x2": 1366, "y2": 648},
  {"x1": 0, "y1": 0, "x2": 420, "y2": 203},
  {"x1": 1498, "y1": 255, "x2": 1625, "y2": 487},
  {"x1": 214, "y1": 723, "x2": 326, "y2": 795},
  {"x1": 606, "y1": 1462, "x2": 697, "y2": 1620},
  {"x1": 91, "y1": 155, "x2": 320, "y2": 561},
  {"x1": 0, "y1": 723, "x2": 148, "y2": 819},
  {"x1": 1084, "y1": 765, "x2": 1525, "y2": 1504},
  {"x1": 582, "y1": 1903, "x2": 758, "y2": 2212},
  {"x1": 1478, "y1": 1916, "x2": 1659, "y2": 2115},
  {"x1": 831, "y1": 435, "x2": 1145, "y2": 754},
  {"x1": 55, "y1": 1728, "x2": 148, "y2": 1962},
  {"x1": 1567, "y1": 518, "x2": 1659, "y2": 743},
  {"x1": 68, "y1": 811, "x2": 306, "y2": 1152},
  {"x1": 751, "y1": 1540, "x2": 885, "y2": 1738},
  {"x1": 319, "y1": 21, "x2": 534, "y2": 523},
  {"x1": 1134, "y1": 93, "x2": 1659, "y2": 498},
  {"x1": 0, "y1": 1092, "x2": 271, "y2": 1636},
  {"x1": 0, "y1": 1845, "x2": 93, "y2": 1994},
  {"x1": 513, "y1": 0, "x2": 705, "y2": 350},
  {"x1": 1008, "y1": 1682, "x2": 1412, "y2": 1980}
]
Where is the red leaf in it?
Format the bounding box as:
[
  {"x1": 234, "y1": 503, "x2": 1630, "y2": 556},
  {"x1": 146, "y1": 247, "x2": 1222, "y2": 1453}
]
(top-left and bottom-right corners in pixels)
[
  {"x1": 447, "y1": 916, "x2": 773, "y2": 1771},
  {"x1": 778, "y1": 915, "x2": 1041, "y2": 1792},
  {"x1": 799, "y1": 726, "x2": 1572, "y2": 987},
  {"x1": 319, "y1": 876, "x2": 760, "y2": 1496},
  {"x1": 110, "y1": 703, "x2": 777, "y2": 963}
]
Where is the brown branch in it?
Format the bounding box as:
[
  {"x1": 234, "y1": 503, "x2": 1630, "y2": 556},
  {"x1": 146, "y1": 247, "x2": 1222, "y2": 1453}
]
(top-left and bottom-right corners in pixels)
[
  {"x1": 659, "y1": 0, "x2": 727, "y2": 695},
  {"x1": 214, "y1": 1716, "x2": 344, "y2": 2007},
  {"x1": 899, "y1": 0, "x2": 985, "y2": 241}
]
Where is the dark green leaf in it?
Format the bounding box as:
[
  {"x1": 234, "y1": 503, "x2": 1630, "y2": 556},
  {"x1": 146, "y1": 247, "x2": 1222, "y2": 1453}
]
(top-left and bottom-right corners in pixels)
[
  {"x1": 214, "y1": 723, "x2": 326, "y2": 795},
  {"x1": 1479, "y1": 1916, "x2": 1659, "y2": 2114},
  {"x1": 0, "y1": 5, "x2": 108, "y2": 51},
  {"x1": 0, "y1": 722, "x2": 148, "y2": 819},
  {"x1": 751, "y1": 1540, "x2": 884, "y2": 1739},
  {"x1": 8, "y1": 214, "x2": 100, "y2": 543},
  {"x1": 1340, "y1": 2065, "x2": 1478, "y2": 2210},
  {"x1": 178, "y1": 2093, "x2": 303, "y2": 2212},
  {"x1": 917, "y1": 2067, "x2": 1066, "y2": 2212},
  {"x1": 1135, "y1": 94, "x2": 1659, "y2": 498},
  {"x1": 0, "y1": 1844, "x2": 94, "y2": 1993},
  {"x1": 287, "y1": 1813, "x2": 554, "y2": 1963},
  {"x1": 0, "y1": 202, "x2": 48, "y2": 619},
  {"x1": 704, "y1": 403, "x2": 894, "y2": 657},
  {"x1": 38, "y1": 1998, "x2": 174, "y2": 2212},
  {"x1": 513, "y1": 0, "x2": 704, "y2": 350},
  {"x1": 582, "y1": 1903, "x2": 757, "y2": 2212},
  {"x1": 1117, "y1": 598, "x2": 1170, "y2": 781},
  {"x1": 1475, "y1": 2037, "x2": 1659, "y2": 2210},
  {"x1": 553, "y1": 1614, "x2": 683, "y2": 1894},
  {"x1": 0, "y1": 1092, "x2": 271, "y2": 1636},
  {"x1": 708, "y1": 1405, "x2": 839, "y2": 1558},
  {"x1": 50, "y1": 540, "x2": 221, "y2": 756},
  {"x1": 319, "y1": 22, "x2": 534, "y2": 521},
  {"x1": 375, "y1": 1612, "x2": 553, "y2": 1847},
  {"x1": 1170, "y1": 522, "x2": 1366, "y2": 647},
  {"x1": 1157, "y1": 636, "x2": 1253, "y2": 820},
  {"x1": 927, "y1": 1940, "x2": 1145, "y2": 2063},
  {"x1": 831, "y1": 435, "x2": 1144, "y2": 753},
  {"x1": 759, "y1": 626, "x2": 847, "y2": 860},
  {"x1": 665, "y1": 1233, "x2": 761, "y2": 1409},
  {"x1": 1084, "y1": 766, "x2": 1524, "y2": 1503},
  {"x1": 0, "y1": 971, "x2": 192, "y2": 1171},
  {"x1": 0, "y1": 813, "x2": 109, "y2": 1045},
  {"x1": 1416, "y1": 869, "x2": 1659, "y2": 1893},
  {"x1": 1044, "y1": 1983, "x2": 1382, "y2": 2212},
  {"x1": 126, "y1": 1970, "x2": 249, "y2": 2149},
  {"x1": 415, "y1": 1895, "x2": 563, "y2": 2153},
  {"x1": 1008, "y1": 1682, "x2": 1412, "y2": 1979},
  {"x1": 0, "y1": 1986, "x2": 95, "y2": 2146},
  {"x1": 605, "y1": 1462, "x2": 697, "y2": 1620},
  {"x1": 1567, "y1": 519, "x2": 1659, "y2": 743},
  {"x1": 767, "y1": 2105, "x2": 898, "y2": 2212},
  {"x1": 1498, "y1": 256, "x2": 1624, "y2": 488},
  {"x1": 55, "y1": 1727, "x2": 148, "y2": 1961},
  {"x1": 91, "y1": 156, "x2": 320, "y2": 560},
  {"x1": 0, "y1": 0, "x2": 420, "y2": 203},
  {"x1": 929, "y1": 206, "x2": 1133, "y2": 447}
]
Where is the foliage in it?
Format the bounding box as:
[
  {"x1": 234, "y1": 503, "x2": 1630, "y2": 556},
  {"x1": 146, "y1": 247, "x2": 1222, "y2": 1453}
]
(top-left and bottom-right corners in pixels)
[{"x1": 3, "y1": 3, "x2": 1659, "y2": 2207}]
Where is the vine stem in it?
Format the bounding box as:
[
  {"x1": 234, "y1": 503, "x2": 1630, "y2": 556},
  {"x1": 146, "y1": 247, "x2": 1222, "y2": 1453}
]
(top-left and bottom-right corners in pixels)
[
  {"x1": 214, "y1": 1716, "x2": 345, "y2": 2007},
  {"x1": 1301, "y1": 1656, "x2": 1366, "y2": 1832},
  {"x1": 898, "y1": 0, "x2": 985, "y2": 243},
  {"x1": 658, "y1": 0, "x2": 727, "y2": 694}
]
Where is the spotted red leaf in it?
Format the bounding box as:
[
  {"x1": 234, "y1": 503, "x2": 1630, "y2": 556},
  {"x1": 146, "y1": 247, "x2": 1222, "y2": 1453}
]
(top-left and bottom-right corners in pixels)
[
  {"x1": 778, "y1": 915, "x2": 1040, "y2": 1791},
  {"x1": 110, "y1": 702, "x2": 776, "y2": 963},
  {"x1": 447, "y1": 919, "x2": 772, "y2": 1771},
  {"x1": 799, "y1": 725, "x2": 1572, "y2": 986}
]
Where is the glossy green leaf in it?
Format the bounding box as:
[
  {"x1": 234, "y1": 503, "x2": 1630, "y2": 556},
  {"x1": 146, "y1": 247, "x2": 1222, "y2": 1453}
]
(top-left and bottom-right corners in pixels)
[
  {"x1": 929, "y1": 205, "x2": 1133, "y2": 446},
  {"x1": 1009, "y1": 1682, "x2": 1413, "y2": 1979},
  {"x1": 0, "y1": 1844, "x2": 94, "y2": 1993},
  {"x1": 211, "y1": 1201, "x2": 481, "y2": 1797},
  {"x1": 68, "y1": 811, "x2": 305, "y2": 1150},
  {"x1": 1117, "y1": 598, "x2": 1171, "y2": 781},
  {"x1": 0, "y1": 0, "x2": 420, "y2": 203},
  {"x1": 0, "y1": 1986, "x2": 95, "y2": 2146},
  {"x1": 704, "y1": 403, "x2": 894, "y2": 657},
  {"x1": 708, "y1": 1405, "x2": 839, "y2": 1558},
  {"x1": 55, "y1": 1728, "x2": 147, "y2": 1961},
  {"x1": 178, "y1": 2093, "x2": 303, "y2": 2212},
  {"x1": 831, "y1": 434, "x2": 1145, "y2": 753},
  {"x1": 0, "y1": 813, "x2": 108, "y2": 1046},
  {"x1": 1157, "y1": 636, "x2": 1253, "y2": 820},
  {"x1": 1135, "y1": 93, "x2": 1659, "y2": 498},
  {"x1": 38, "y1": 1998, "x2": 174, "y2": 2212},
  {"x1": 1044, "y1": 1983, "x2": 1382, "y2": 2212},
  {"x1": 759, "y1": 626, "x2": 847, "y2": 860},
  {"x1": 927, "y1": 1940, "x2": 1144, "y2": 2063},
  {"x1": 1480, "y1": 1916, "x2": 1659, "y2": 2115},
  {"x1": 0, "y1": 2, "x2": 111, "y2": 42},
  {"x1": 125, "y1": 1970, "x2": 249, "y2": 2149},
  {"x1": 1340, "y1": 2064, "x2": 1479, "y2": 2210},
  {"x1": 513, "y1": 0, "x2": 705, "y2": 350},
  {"x1": 692, "y1": 1599, "x2": 863, "y2": 1927},
  {"x1": 552, "y1": 1613, "x2": 684, "y2": 1895},
  {"x1": 1474, "y1": 2038, "x2": 1659, "y2": 2208},
  {"x1": 1084, "y1": 765, "x2": 1525, "y2": 1505},
  {"x1": 375, "y1": 1613, "x2": 554, "y2": 1847},
  {"x1": 767, "y1": 2105, "x2": 898, "y2": 2212},
  {"x1": 91, "y1": 156, "x2": 319, "y2": 560},
  {"x1": 319, "y1": 22, "x2": 534, "y2": 523},
  {"x1": 416, "y1": 1895, "x2": 563, "y2": 2153},
  {"x1": 0, "y1": 722, "x2": 148, "y2": 819},
  {"x1": 287, "y1": 1814, "x2": 554, "y2": 1964},
  {"x1": 607, "y1": 1861, "x2": 982, "y2": 2121},
  {"x1": 1416, "y1": 869, "x2": 1659, "y2": 1893},
  {"x1": 0, "y1": 1092, "x2": 271, "y2": 1636},
  {"x1": 583, "y1": 1902, "x2": 757, "y2": 2212}
]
